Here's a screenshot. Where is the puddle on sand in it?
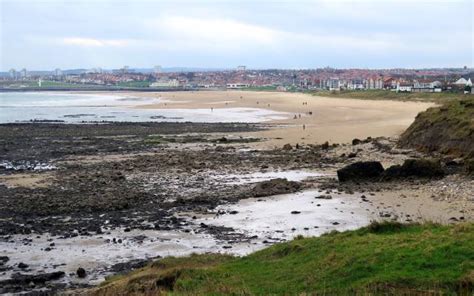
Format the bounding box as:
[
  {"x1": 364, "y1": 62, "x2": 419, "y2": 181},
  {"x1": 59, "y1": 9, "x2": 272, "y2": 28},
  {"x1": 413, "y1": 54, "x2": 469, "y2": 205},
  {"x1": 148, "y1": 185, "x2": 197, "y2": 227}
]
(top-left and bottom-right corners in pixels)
[
  {"x1": 0, "y1": 229, "x2": 234, "y2": 286},
  {"x1": 213, "y1": 170, "x2": 326, "y2": 185},
  {"x1": 196, "y1": 189, "x2": 372, "y2": 241}
]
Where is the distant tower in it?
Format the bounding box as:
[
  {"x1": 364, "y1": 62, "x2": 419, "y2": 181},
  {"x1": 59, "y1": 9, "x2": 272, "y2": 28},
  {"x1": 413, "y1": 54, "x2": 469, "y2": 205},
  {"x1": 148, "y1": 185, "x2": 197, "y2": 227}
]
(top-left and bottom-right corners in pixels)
[
  {"x1": 20, "y1": 68, "x2": 27, "y2": 78},
  {"x1": 55, "y1": 68, "x2": 62, "y2": 77},
  {"x1": 154, "y1": 65, "x2": 162, "y2": 74},
  {"x1": 122, "y1": 66, "x2": 129, "y2": 74},
  {"x1": 9, "y1": 69, "x2": 16, "y2": 80},
  {"x1": 237, "y1": 65, "x2": 246, "y2": 72},
  {"x1": 38, "y1": 78, "x2": 42, "y2": 87}
]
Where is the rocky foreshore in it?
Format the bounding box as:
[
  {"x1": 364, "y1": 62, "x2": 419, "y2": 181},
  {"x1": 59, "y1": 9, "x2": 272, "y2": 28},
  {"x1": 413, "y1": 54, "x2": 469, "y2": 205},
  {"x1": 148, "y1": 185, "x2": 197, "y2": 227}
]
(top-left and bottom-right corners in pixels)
[{"x1": 0, "y1": 122, "x2": 472, "y2": 294}]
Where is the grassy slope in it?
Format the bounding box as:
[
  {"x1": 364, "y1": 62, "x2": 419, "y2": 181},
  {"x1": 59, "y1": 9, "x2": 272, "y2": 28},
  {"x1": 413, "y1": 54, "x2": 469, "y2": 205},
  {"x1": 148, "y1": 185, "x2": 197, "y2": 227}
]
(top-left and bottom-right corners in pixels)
[
  {"x1": 400, "y1": 98, "x2": 474, "y2": 159},
  {"x1": 311, "y1": 90, "x2": 468, "y2": 103},
  {"x1": 93, "y1": 222, "x2": 474, "y2": 295}
]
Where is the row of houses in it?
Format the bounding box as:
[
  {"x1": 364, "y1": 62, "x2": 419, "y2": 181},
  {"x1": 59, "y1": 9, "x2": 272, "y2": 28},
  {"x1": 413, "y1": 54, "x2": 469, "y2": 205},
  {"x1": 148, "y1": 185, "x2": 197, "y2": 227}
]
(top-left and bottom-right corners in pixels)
[
  {"x1": 396, "y1": 78, "x2": 472, "y2": 93},
  {"x1": 314, "y1": 76, "x2": 473, "y2": 93}
]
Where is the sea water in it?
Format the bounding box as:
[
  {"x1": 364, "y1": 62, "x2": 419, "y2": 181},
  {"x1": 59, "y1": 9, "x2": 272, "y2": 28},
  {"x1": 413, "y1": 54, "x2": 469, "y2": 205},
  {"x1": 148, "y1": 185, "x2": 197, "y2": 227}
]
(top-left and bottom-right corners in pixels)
[{"x1": 0, "y1": 92, "x2": 288, "y2": 123}]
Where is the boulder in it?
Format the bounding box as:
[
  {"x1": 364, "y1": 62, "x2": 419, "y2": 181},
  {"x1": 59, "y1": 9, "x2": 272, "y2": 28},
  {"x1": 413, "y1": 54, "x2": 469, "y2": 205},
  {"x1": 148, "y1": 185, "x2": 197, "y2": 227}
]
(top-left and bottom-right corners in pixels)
[
  {"x1": 337, "y1": 161, "x2": 384, "y2": 182},
  {"x1": 252, "y1": 178, "x2": 301, "y2": 197},
  {"x1": 382, "y1": 159, "x2": 444, "y2": 180},
  {"x1": 282, "y1": 144, "x2": 293, "y2": 151},
  {"x1": 352, "y1": 138, "x2": 362, "y2": 145},
  {"x1": 18, "y1": 262, "x2": 28, "y2": 269},
  {"x1": 76, "y1": 267, "x2": 87, "y2": 278},
  {"x1": 465, "y1": 159, "x2": 474, "y2": 176}
]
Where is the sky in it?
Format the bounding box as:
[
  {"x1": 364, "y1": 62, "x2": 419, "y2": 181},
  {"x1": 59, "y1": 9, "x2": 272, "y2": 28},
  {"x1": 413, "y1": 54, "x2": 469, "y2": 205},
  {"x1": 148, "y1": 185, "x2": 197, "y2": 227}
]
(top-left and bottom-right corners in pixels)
[{"x1": 0, "y1": 0, "x2": 473, "y2": 71}]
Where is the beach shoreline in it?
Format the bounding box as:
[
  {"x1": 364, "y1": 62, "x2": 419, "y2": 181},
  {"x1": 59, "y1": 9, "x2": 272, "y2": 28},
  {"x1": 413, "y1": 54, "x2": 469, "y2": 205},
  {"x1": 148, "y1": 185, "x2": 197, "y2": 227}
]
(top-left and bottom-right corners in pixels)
[{"x1": 122, "y1": 90, "x2": 436, "y2": 147}]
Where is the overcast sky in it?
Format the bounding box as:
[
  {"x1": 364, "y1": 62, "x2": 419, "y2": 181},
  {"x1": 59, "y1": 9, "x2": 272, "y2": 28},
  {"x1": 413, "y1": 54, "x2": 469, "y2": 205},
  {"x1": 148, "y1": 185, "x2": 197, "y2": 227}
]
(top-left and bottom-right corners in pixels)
[{"x1": 0, "y1": 0, "x2": 472, "y2": 71}]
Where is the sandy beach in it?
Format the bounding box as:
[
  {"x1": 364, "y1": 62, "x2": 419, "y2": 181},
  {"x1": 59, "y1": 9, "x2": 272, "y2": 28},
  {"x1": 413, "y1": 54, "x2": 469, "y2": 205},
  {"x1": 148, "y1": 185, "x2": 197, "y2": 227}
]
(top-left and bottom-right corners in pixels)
[{"x1": 127, "y1": 90, "x2": 436, "y2": 148}]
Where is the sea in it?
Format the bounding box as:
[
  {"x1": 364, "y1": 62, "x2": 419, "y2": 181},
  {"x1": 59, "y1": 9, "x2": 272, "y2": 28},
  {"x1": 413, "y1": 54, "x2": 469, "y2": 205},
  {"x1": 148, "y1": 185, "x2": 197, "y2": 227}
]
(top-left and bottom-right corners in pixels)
[{"x1": 0, "y1": 92, "x2": 288, "y2": 123}]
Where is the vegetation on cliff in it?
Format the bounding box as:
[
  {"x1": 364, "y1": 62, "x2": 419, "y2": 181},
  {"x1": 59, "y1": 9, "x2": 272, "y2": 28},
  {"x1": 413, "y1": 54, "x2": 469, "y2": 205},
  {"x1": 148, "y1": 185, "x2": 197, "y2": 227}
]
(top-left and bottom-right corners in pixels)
[{"x1": 399, "y1": 98, "x2": 474, "y2": 161}]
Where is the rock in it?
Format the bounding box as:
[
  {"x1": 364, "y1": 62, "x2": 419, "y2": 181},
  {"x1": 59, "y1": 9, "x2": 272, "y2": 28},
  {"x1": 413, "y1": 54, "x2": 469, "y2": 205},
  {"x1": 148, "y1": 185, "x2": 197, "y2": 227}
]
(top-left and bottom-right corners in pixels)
[
  {"x1": 76, "y1": 267, "x2": 87, "y2": 278},
  {"x1": 18, "y1": 262, "x2": 28, "y2": 269},
  {"x1": 465, "y1": 159, "x2": 474, "y2": 176},
  {"x1": 282, "y1": 143, "x2": 292, "y2": 151},
  {"x1": 291, "y1": 211, "x2": 301, "y2": 214},
  {"x1": 337, "y1": 161, "x2": 384, "y2": 182},
  {"x1": 315, "y1": 195, "x2": 332, "y2": 199},
  {"x1": 332, "y1": 222, "x2": 340, "y2": 225},
  {"x1": 0, "y1": 256, "x2": 9, "y2": 263},
  {"x1": 352, "y1": 138, "x2": 362, "y2": 145},
  {"x1": 1, "y1": 271, "x2": 65, "y2": 286},
  {"x1": 252, "y1": 178, "x2": 301, "y2": 197},
  {"x1": 109, "y1": 259, "x2": 149, "y2": 275},
  {"x1": 228, "y1": 210, "x2": 238, "y2": 215},
  {"x1": 382, "y1": 159, "x2": 444, "y2": 180},
  {"x1": 321, "y1": 141, "x2": 329, "y2": 150},
  {"x1": 348, "y1": 152, "x2": 357, "y2": 158}
]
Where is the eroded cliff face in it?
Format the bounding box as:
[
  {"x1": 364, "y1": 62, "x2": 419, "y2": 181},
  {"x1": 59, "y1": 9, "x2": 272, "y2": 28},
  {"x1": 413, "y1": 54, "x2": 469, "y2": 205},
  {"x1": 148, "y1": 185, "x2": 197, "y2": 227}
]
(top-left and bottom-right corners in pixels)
[{"x1": 399, "y1": 98, "x2": 474, "y2": 160}]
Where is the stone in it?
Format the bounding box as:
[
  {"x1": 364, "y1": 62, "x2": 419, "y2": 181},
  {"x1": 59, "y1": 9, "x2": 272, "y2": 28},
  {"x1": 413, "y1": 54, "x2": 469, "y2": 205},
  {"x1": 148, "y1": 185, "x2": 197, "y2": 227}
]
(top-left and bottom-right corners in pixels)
[
  {"x1": 252, "y1": 178, "x2": 301, "y2": 197},
  {"x1": 337, "y1": 161, "x2": 384, "y2": 182},
  {"x1": 382, "y1": 159, "x2": 444, "y2": 180},
  {"x1": 76, "y1": 267, "x2": 87, "y2": 278},
  {"x1": 315, "y1": 195, "x2": 332, "y2": 199},
  {"x1": 18, "y1": 262, "x2": 28, "y2": 269}
]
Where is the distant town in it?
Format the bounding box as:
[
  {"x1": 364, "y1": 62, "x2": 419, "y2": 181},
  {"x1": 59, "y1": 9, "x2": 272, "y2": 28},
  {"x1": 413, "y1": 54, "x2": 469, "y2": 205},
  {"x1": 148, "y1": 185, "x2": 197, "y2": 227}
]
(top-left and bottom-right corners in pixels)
[{"x1": 1, "y1": 66, "x2": 473, "y2": 94}]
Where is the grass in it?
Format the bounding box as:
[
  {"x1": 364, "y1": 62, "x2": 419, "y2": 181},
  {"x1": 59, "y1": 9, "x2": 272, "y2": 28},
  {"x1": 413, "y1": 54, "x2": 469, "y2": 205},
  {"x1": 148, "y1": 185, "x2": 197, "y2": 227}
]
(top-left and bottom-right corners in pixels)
[
  {"x1": 311, "y1": 89, "x2": 468, "y2": 103},
  {"x1": 116, "y1": 81, "x2": 152, "y2": 88},
  {"x1": 92, "y1": 222, "x2": 474, "y2": 295}
]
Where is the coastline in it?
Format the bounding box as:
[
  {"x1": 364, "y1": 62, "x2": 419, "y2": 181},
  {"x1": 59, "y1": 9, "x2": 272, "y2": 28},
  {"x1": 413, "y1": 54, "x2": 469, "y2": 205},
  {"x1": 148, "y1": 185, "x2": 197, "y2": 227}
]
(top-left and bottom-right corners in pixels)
[{"x1": 0, "y1": 91, "x2": 471, "y2": 294}]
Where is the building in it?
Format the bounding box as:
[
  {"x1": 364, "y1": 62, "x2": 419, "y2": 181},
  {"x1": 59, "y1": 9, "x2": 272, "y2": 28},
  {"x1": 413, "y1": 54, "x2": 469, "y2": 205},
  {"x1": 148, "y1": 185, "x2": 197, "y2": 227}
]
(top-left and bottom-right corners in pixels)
[
  {"x1": 20, "y1": 68, "x2": 27, "y2": 78},
  {"x1": 55, "y1": 68, "x2": 62, "y2": 76},
  {"x1": 9, "y1": 69, "x2": 16, "y2": 80},
  {"x1": 154, "y1": 65, "x2": 162, "y2": 74},
  {"x1": 396, "y1": 82, "x2": 413, "y2": 92},
  {"x1": 237, "y1": 65, "x2": 246, "y2": 72},
  {"x1": 151, "y1": 79, "x2": 179, "y2": 88},
  {"x1": 121, "y1": 66, "x2": 129, "y2": 74},
  {"x1": 327, "y1": 77, "x2": 340, "y2": 91},
  {"x1": 226, "y1": 83, "x2": 250, "y2": 89},
  {"x1": 454, "y1": 77, "x2": 472, "y2": 86},
  {"x1": 383, "y1": 77, "x2": 396, "y2": 89},
  {"x1": 366, "y1": 77, "x2": 383, "y2": 89},
  {"x1": 412, "y1": 79, "x2": 442, "y2": 92}
]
